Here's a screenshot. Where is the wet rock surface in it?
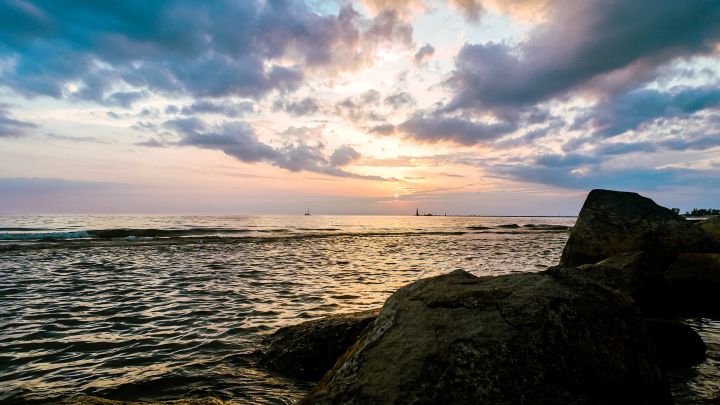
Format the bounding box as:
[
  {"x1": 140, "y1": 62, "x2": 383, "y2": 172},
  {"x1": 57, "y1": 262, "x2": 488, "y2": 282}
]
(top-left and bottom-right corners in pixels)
[
  {"x1": 549, "y1": 251, "x2": 672, "y2": 315},
  {"x1": 560, "y1": 189, "x2": 716, "y2": 267},
  {"x1": 256, "y1": 309, "x2": 379, "y2": 380},
  {"x1": 302, "y1": 270, "x2": 671, "y2": 405},
  {"x1": 645, "y1": 319, "x2": 706, "y2": 369},
  {"x1": 666, "y1": 253, "x2": 720, "y2": 315}
]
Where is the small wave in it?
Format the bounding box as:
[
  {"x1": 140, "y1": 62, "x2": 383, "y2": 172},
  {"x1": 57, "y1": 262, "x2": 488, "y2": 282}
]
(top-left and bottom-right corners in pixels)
[
  {"x1": 522, "y1": 224, "x2": 573, "y2": 231},
  {"x1": 0, "y1": 228, "x2": 256, "y2": 241},
  {"x1": 0, "y1": 227, "x2": 51, "y2": 232},
  {"x1": 0, "y1": 231, "x2": 91, "y2": 240},
  {"x1": 87, "y1": 228, "x2": 250, "y2": 238},
  {"x1": 0, "y1": 229, "x2": 471, "y2": 246}
]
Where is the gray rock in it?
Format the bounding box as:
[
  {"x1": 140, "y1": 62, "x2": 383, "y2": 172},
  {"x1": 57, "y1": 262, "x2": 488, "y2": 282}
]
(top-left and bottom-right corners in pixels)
[
  {"x1": 302, "y1": 270, "x2": 671, "y2": 405},
  {"x1": 257, "y1": 309, "x2": 379, "y2": 380},
  {"x1": 560, "y1": 189, "x2": 716, "y2": 267}
]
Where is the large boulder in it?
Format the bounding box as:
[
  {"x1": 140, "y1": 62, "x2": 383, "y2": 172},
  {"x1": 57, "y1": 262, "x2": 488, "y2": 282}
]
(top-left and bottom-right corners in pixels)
[
  {"x1": 60, "y1": 396, "x2": 225, "y2": 404},
  {"x1": 665, "y1": 253, "x2": 720, "y2": 314},
  {"x1": 257, "y1": 309, "x2": 379, "y2": 380},
  {"x1": 697, "y1": 216, "x2": 720, "y2": 245},
  {"x1": 644, "y1": 319, "x2": 706, "y2": 369},
  {"x1": 549, "y1": 251, "x2": 671, "y2": 315},
  {"x1": 302, "y1": 270, "x2": 671, "y2": 405},
  {"x1": 548, "y1": 254, "x2": 706, "y2": 369},
  {"x1": 560, "y1": 189, "x2": 716, "y2": 267}
]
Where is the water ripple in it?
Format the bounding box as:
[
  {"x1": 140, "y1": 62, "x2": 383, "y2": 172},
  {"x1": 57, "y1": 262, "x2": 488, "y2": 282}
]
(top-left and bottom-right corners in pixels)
[{"x1": 2, "y1": 215, "x2": 714, "y2": 403}]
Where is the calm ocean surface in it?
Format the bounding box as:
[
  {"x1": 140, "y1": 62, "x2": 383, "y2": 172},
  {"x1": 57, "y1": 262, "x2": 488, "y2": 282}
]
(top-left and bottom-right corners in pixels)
[{"x1": 0, "y1": 215, "x2": 717, "y2": 404}]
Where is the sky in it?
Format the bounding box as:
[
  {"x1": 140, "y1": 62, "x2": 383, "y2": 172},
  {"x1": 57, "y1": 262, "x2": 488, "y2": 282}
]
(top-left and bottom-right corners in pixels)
[{"x1": 0, "y1": 0, "x2": 719, "y2": 215}]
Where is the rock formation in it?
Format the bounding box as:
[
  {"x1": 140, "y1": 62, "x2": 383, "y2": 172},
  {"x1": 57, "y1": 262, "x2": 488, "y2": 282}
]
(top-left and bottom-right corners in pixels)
[
  {"x1": 257, "y1": 309, "x2": 379, "y2": 380},
  {"x1": 665, "y1": 253, "x2": 720, "y2": 314},
  {"x1": 253, "y1": 188, "x2": 720, "y2": 404},
  {"x1": 560, "y1": 189, "x2": 716, "y2": 267},
  {"x1": 302, "y1": 270, "x2": 671, "y2": 405},
  {"x1": 549, "y1": 251, "x2": 671, "y2": 315},
  {"x1": 696, "y1": 216, "x2": 720, "y2": 244}
]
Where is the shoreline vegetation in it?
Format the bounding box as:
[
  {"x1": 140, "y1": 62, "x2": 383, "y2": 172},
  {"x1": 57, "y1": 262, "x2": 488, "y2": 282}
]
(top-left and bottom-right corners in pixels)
[{"x1": 64, "y1": 189, "x2": 720, "y2": 404}]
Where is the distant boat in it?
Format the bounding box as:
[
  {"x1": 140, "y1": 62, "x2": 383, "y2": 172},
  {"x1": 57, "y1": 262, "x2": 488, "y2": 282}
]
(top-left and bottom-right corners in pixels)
[{"x1": 305, "y1": 209, "x2": 310, "y2": 216}]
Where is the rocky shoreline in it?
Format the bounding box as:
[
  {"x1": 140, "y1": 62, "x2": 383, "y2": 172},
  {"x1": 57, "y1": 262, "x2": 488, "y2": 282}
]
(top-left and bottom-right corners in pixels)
[{"x1": 256, "y1": 189, "x2": 720, "y2": 404}]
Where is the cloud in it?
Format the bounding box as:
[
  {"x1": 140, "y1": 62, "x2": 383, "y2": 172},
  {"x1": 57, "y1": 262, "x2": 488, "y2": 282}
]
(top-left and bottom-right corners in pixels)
[
  {"x1": 573, "y1": 86, "x2": 720, "y2": 138},
  {"x1": 400, "y1": 115, "x2": 518, "y2": 145},
  {"x1": 335, "y1": 89, "x2": 385, "y2": 121},
  {"x1": 369, "y1": 123, "x2": 396, "y2": 135},
  {"x1": 0, "y1": 1, "x2": 413, "y2": 103},
  {"x1": 273, "y1": 97, "x2": 321, "y2": 116},
  {"x1": 443, "y1": 1, "x2": 720, "y2": 114},
  {"x1": 361, "y1": 0, "x2": 483, "y2": 21},
  {"x1": 580, "y1": 132, "x2": 720, "y2": 158},
  {"x1": 180, "y1": 100, "x2": 255, "y2": 117},
  {"x1": 0, "y1": 177, "x2": 126, "y2": 193},
  {"x1": 164, "y1": 117, "x2": 207, "y2": 135},
  {"x1": 0, "y1": 105, "x2": 36, "y2": 137},
  {"x1": 329, "y1": 145, "x2": 362, "y2": 166},
  {"x1": 104, "y1": 91, "x2": 146, "y2": 108},
  {"x1": 448, "y1": 0, "x2": 484, "y2": 21},
  {"x1": 492, "y1": 159, "x2": 720, "y2": 192},
  {"x1": 135, "y1": 138, "x2": 167, "y2": 148},
  {"x1": 493, "y1": 118, "x2": 565, "y2": 148},
  {"x1": 414, "y1": 43, "x2": 434, "y2": 64},
  {"x1": 384, "y1": 91, "x2": 415, "y2": 109},
  {"x1": 165, "y1": 118, "x2": 388, "y2": 180}
]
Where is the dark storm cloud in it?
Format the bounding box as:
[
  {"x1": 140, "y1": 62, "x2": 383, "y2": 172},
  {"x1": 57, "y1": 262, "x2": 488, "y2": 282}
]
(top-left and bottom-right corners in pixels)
[
  {"x1": 574, "y1": 86, "x2": 720, "y2": 138},
  {"x1": 0, "y1": 105, "x2": 36, "y2": 137},
  {"x1": 0, "y1": 1, "x2": 412, "y2": 103},
  {"x1": 400, "y1": 115, "x2": 518, "y2": 145},
  {"x1": 180, "y1": 100, "x2": 255, "y2": 118},
  {"x1": 272, "y1": 97, "x2": 321, "y2": 116},
  {"x1": 165, "y1": 118, "x2": 386, "y2": 180},
  {"x1": 444, "y1": 1, "x2": 720, "y2": 113}
]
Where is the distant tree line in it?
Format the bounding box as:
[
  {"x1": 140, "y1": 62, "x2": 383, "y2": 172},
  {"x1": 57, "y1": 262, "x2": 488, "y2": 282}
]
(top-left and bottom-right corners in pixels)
[{"x1": 671, "y1": 208, "x2": 720, "y2": 216}]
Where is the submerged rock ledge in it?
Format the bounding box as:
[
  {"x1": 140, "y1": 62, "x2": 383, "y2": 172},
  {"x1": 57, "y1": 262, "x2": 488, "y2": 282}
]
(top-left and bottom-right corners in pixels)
[{"x1": 257, "y1": 189, "x2": 719, "y2": 404}]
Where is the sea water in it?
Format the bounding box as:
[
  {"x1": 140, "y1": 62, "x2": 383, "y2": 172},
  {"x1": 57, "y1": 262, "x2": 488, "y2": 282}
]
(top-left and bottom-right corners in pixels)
[{"x1": 0, "y1": 215, "x2": 716, "y2": 403}]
